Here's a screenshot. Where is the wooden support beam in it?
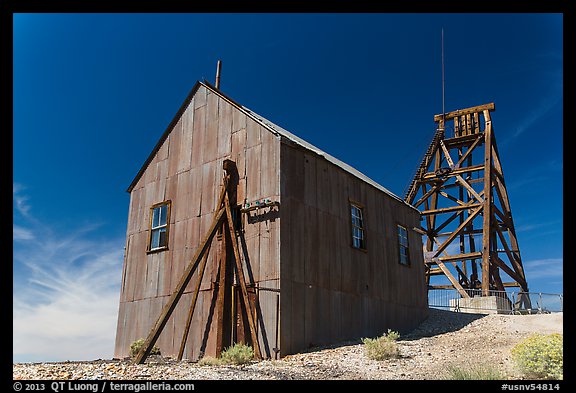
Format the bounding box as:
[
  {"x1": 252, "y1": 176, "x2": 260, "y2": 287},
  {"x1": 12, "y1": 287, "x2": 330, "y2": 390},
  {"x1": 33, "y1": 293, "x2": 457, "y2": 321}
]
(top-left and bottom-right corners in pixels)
[
  {"x1": 414, "y1": 182, "x2": 444, "y2": 209},
  {"x1": 428, "y1": 147, "x2": 442, "y2": 244},
  {"x1": 434, "y1": 210, "x2": 465, "y2": 235},
  {"x1": 473, "y1": 112, "x2": 480, "y2": 133},
  {"x1": 455, "y1": 175, "x2": 484, "y2": 204},
  {"x1": 177, "y1": 242, "x2": 212, "y2": 360},
  {"x1": 428, "y1": 268, "x2": 444, "y2": 275},
  {"x1": 434, "y1": 103, "x2": 495, "y2": 122},
  {"x1": 443, "y1": 133, "x2": 485, "y2": 149},
  {"x1": 494, "y1": 225, "x2": 526, "y2": 280},
  {"x1": 224, "y1": 192, "x2": 261, "y2": 359},
  {"x1": 214, "y1": 220, "x2": 230, "y2": 357},
  {"x1": 421, "y1": 203, "x2": 482, "y2": 216},
  {"x1": 422, "y1": 164, "x2": 485, "y2": 180},
  {"x1": 429, "y1": 284, "x2": 459, "y2": 290},
  {"x1": 465, "y1": 113, "x2": 472, "y2": 135},
  {"x1": 436, "y1": 261, "x2": 470, "y2": 298},
  {"x1": 493, "y1": 255, "x2": 527, "y2": 288},
  {"x1": 454, "y1": 135, "x2": 483, "y2": 168},
  {"x1": 135, "y1": 208, "x2": 226, "y2": 364},
  {"x1": 433, "y1": 192, "x2": 484, "y2": 236},
  {"x1": 438, "y1": 252, "x2": 483, "y2": 262},
  {"x1": 439, "y1": 140, "x2": 455, "y2": 167},
  {"x1": 454, "y1": 116, "x2": 460, "y2": 136},
  {"x1": 441, "y1": 178, "x2": 485, "y2": 189},
  {"x1": 438, "y1": 191, "x2": 466, "y2": 206},
  {"x1": 432, "y1": 205, "x2": 483, "y2": 258},
  {"x1": 437, "y1": 229, "x2": 484, "y2": 237},
  {"x1": 481, "y1": 109, "x2": 493, "y2": 296},
  {"x1": 493, "y1": 205, "x2": 513, "y2": 229}
]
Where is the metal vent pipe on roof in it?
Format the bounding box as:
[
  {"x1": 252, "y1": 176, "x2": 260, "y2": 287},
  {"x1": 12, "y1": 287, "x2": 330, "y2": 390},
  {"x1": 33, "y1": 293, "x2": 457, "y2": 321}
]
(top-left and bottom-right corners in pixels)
[{"x1": 215, "y1": 60, "x2": 222, "y2": 89}]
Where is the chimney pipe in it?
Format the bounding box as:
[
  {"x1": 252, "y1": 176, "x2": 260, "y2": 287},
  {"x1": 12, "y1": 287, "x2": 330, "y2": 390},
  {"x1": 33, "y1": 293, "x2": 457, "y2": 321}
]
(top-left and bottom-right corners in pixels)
[{"x1": 215, "y1": 60, "x2": 222, "y2": 89}]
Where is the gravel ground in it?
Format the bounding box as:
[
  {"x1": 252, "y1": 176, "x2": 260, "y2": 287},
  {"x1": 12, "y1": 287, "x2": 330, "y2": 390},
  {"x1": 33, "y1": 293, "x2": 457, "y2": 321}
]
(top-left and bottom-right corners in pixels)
[{"x1": 13, "y1": 308, "x2": 563, "y2": 380}]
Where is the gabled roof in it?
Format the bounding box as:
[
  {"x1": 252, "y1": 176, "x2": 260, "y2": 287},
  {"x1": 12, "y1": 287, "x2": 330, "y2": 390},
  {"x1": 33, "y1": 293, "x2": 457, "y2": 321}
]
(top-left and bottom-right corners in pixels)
[{"x1": 127, "y1": 80, "x2": 415, "y2": 210}]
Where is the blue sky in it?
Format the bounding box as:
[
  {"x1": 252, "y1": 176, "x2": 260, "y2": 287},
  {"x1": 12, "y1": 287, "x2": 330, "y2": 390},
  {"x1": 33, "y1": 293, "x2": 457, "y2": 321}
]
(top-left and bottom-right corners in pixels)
[{"x1": 13, "y1": 13, "x2": 563, "y2": 363}]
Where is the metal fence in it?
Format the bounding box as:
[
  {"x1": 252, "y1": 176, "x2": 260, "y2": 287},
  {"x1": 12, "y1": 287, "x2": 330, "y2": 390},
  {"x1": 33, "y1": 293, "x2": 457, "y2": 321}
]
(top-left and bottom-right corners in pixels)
[{"x1": 428, "y1": 289, "x2": 563, "y2": 314}]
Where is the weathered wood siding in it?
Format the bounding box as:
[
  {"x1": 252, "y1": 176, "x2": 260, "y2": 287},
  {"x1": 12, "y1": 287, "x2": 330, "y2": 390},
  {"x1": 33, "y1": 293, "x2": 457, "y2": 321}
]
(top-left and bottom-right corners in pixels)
[
  {"x1": 115, "y1": 85, "x2": 281, "y2": 360},
  {"x1": 279, "y1": 142, "x2": 428, "y2": 356}
]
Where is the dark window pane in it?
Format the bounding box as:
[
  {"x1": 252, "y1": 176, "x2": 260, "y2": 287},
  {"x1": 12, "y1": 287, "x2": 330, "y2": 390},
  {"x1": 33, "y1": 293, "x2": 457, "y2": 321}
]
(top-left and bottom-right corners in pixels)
[{"x1": 159, "y1": 228, "x2": 167, "y2": 247}]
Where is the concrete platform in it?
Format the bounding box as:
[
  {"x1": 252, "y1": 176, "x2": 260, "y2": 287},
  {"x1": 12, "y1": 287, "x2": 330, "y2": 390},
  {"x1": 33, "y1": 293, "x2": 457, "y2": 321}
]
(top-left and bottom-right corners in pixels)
[{"x1": 450, "y1": 295, "x2": 512, "y2": 314}]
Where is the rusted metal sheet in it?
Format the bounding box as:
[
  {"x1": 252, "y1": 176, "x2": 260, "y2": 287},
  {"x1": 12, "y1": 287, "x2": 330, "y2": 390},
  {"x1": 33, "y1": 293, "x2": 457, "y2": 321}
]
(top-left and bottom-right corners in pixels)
[
  {"x1": 231, "y1": 127, "x2": 247, "y2": 178},
  {"x1": 200, "y1": 160, "x2": 217, "y2": 216},
  {"x1": 204, "y1": 92, "x2": 219, "y2": 161},
  {"x1": 246, "y1": 117, "x2": 261, "y2": 148},
  {"x1": 232, "y1": 106, "x2": 246, "y2": 133},
  {"x1": 303, "y1": 153, "x2": 317, "y2": 207},
  {"x1": 178, "y1": 100, "x2": 194, "y2": 173},
  {"x1": 132, "y1": 233, "x2": 148, "y2": 302},
  {"x1": 191, "y1": 105, "x2": 206, "y2": 169},
  {"x1": 245, "y1": 144, "x2": 262, "y2": 202},
  {"x1": 167, "y1": 118, "x2": 183, "y2": 178},
  {"x1": 194, "y1": 85, "x2": 207, "y2": 110},
  {"x1": 260, "y1": 130, "x2": 278, "y2": 199},
  {"x1": 289, "y1": 281, "x2": 305, "y2": 354},
  {"x1": 329, "y1": 290, "x2": 342, "y2": 343},
  {"x1": 217, "y1": 99, "x2": 232, "y2": 158}
]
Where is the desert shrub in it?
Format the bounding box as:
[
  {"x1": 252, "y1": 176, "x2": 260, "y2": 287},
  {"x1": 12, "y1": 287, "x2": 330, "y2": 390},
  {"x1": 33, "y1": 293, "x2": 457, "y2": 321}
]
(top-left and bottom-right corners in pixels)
[
  {"x1": 220, "y1": 343, "x2": 255, "y2": 365},
  {"x1": 197, "y1": 356, "x2": 223, "y2": 366},
  {"x1": 129, "y1": 338, "x2": 161, "y2": 359},
  {"x1": 511, "y1": 333, "x2": 563, "y2": 380},
  {"x1": 446, "y1": 364, "x2": 505, "y2": 380},
  {"x1": 362, "y1": 329, "x2": 400, "y2": 360}
]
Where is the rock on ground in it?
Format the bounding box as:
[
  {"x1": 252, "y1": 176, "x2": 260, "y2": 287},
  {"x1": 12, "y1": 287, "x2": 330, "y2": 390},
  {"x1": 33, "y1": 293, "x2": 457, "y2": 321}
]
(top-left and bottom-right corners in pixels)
[{"x1": 13, "y1": 308, "x2": 563, "y2": 380}]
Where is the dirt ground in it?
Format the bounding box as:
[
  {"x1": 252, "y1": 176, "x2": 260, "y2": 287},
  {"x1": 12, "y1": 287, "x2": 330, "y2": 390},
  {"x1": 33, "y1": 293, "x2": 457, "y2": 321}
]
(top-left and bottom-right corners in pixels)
[{"x1": 13, "y1": 308, "x2": 563, "y2": 380}]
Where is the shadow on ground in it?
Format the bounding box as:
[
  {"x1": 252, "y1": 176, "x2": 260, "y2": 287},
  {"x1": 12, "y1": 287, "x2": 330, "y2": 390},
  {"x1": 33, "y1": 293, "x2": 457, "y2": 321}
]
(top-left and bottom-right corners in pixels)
[{"x1": 401, "y1": 307, "x2": 487, "y2": 341}]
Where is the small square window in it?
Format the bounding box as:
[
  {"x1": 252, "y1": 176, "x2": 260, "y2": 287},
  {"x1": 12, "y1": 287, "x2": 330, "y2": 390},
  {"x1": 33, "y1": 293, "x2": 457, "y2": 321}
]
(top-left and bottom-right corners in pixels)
[
  {"x1": 397, "y1": 225, "x2": 410, "y2": 266},
  {"x1": 350, "y1": 203, "x2": 366, "y2": 250},
  {"x1": 148, "y1": 201, "x2": 171, "y2": 252}
]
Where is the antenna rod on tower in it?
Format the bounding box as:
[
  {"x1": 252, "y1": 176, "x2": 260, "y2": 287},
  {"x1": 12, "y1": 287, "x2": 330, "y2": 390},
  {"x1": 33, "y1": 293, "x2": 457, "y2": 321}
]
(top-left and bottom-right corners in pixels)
[
  {"x1": 441, "y1": 28, "x2": 445, "y2": 125},
  {"x1": 215, "y1": 59, "x2": 222, "y2": 89}
]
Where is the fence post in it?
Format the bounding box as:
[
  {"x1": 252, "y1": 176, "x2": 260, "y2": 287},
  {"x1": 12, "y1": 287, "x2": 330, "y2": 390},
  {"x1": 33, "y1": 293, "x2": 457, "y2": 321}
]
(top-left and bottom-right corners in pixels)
[{"x1": 538, "y1": 292, "x2": 542, "y2": 314}]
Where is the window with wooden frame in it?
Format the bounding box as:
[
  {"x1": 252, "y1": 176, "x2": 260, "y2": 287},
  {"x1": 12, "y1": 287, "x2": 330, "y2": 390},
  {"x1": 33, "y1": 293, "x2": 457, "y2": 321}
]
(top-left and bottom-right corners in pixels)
[
  {"x1": 350, "y1": 202, "x2": 366, "y2": 250},
  {"x1": 148, "y1": 201, "x2": 171, "y2": 252},
  {"x1": 397, "y1": 224, "x2": 410, "y2": 266}
]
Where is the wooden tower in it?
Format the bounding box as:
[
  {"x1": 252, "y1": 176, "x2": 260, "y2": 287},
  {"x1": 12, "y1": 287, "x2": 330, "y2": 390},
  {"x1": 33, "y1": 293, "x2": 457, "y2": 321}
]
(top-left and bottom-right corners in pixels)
[{"x1": 404, "y1": 103, "x2": 530, "y2": 305}]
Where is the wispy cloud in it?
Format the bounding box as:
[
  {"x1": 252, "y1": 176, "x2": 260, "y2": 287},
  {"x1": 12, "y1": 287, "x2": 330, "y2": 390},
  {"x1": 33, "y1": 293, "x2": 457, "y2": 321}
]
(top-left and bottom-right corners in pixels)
[
  {"x1": 13, "y1": 183, "x2": 32, "y2": 218},
  {"x1": 507, "y1": 159, "x2": 563, "y2": 192},
  {"x1": 499, "y1": 60, "x2": 562, "y2": 148},
  {"x1": 13, "y1": 225, "x2": 35, "y2": 241},
  {"x1": 13, "y1": 184, "x2": 124, "y2": 363},
  {"x1": 509, "y1": 94, "x2": 561, "y2": 140},
  {"x1": 516, "y1": 219, "x2": 562, "y2": 233},
  {"x1": 522, "y1": 258, "x2": 563, "y2": 280}
]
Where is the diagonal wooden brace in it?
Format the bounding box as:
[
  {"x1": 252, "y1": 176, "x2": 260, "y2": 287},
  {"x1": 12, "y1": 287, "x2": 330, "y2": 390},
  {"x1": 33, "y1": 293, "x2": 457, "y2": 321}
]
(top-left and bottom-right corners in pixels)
[{"x1": 135, "y1": 208, "x2": 225, "y2": 364}]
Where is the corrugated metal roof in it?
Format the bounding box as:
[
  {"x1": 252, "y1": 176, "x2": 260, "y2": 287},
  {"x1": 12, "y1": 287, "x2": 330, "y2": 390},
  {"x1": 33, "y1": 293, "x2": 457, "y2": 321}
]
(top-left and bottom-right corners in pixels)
[{"x1": 239, "y1": 104, "x2": 414, "y2": 209}]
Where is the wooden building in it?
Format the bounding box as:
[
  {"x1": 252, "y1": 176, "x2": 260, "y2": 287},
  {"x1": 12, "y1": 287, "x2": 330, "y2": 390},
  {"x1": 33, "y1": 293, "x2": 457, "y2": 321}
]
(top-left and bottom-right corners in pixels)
[{"x1": 114, "y1": 80, "x2": 428, "y2": 361}]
